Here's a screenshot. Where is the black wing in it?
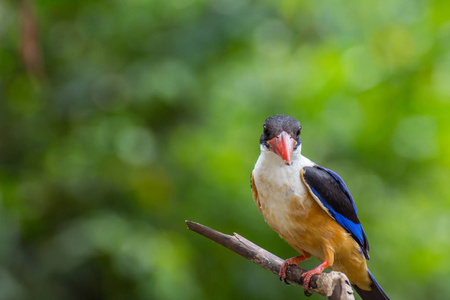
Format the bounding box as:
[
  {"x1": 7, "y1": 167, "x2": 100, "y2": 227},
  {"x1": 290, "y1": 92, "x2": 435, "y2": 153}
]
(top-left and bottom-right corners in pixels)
[{"x1": 301, "y1": 165, "x2": 370, "y2": 259}]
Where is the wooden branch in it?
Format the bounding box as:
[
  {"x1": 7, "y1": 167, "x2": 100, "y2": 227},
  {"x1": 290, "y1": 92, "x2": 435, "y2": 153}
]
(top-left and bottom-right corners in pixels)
[{"x1": 186, "y1": 220, "x2": 354, "y2": 300}]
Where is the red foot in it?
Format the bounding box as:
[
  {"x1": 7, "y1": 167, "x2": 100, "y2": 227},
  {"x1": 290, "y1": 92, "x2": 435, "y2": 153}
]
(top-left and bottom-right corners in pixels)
[
  {"x1": 301, "y1": 259, "x2": 330, "y2": 291},
  {"x1": 279, "y1": 253, "x2": 311, "y2": 279}
]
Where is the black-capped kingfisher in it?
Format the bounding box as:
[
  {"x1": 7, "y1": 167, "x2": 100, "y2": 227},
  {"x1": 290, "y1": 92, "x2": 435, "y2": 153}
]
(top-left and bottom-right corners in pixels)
[{"x1": 251, "y1": 115, "x2": 389, "y2": 300}]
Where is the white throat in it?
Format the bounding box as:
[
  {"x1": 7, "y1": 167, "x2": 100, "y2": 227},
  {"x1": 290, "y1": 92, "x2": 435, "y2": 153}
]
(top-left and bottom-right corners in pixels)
[{"x1": 253, "y1": 145, "x2": 315, "y2": 200}]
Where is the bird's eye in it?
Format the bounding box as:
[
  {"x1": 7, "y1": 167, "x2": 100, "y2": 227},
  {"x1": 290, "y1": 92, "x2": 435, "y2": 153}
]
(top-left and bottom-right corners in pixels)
[
  {"x1": 263, "y1": 125, "x2": 269, "y2": 136},
  {"x1": 296, "y1": 129, "x2": 301, "y2": 136}
]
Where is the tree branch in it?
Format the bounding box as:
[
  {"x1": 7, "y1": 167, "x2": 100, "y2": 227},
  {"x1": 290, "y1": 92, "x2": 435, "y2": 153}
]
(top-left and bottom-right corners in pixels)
[{"x1": 185, "y1": 220, "x2": 354, "y2": 300}]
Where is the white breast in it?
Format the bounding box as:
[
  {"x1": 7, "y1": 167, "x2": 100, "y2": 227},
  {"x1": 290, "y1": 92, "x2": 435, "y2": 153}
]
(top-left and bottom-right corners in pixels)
[{"x1": 252, "y1": 147, "x2": 315, "y2": 236}]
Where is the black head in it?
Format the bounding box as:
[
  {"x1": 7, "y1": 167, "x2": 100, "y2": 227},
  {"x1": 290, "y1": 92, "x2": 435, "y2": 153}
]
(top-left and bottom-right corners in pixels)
[{"x1": 260, "y1": 115, "x2": 302, "y2": 165}]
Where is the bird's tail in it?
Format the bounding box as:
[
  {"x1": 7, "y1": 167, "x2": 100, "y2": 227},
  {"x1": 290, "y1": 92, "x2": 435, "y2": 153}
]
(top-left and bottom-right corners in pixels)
[{"x1": 352, "y1": 270, "x2": 389, "y2": 300}]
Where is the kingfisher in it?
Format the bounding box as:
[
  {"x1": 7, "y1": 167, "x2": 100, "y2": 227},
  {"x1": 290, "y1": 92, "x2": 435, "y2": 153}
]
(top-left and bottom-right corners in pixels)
[{"x1": 251, "y1": 115, "x2": 389, "y2": 300}]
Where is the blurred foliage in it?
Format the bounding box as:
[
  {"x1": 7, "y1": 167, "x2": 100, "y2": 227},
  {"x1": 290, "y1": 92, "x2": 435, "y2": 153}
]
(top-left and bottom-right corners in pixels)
[{"x1": 0, "y1": 0, "x2": 450, "y2": 299}]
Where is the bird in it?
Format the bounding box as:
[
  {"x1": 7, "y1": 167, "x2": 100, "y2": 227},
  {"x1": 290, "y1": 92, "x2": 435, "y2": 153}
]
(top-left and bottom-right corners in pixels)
[{"x1": 250, "y1": 115, "x2": 389, "y2": 300}]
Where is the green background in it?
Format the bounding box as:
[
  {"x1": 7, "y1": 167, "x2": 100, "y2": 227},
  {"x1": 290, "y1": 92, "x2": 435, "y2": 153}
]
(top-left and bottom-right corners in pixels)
[{"x1": 1, "y1": 0, "x2": 449, "y2": 299}]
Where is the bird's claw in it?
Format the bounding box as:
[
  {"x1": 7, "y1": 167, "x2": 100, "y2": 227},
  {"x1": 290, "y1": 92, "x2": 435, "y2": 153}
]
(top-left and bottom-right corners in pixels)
[
  {"x1": 279, "y1": 261, "x2": 289, "y2": 279},
  {"x1": 279, "y1": 259, "x2": 294, "y2": 285},
  {"x1": 279, "y1": 277, "x2": 291, "y2": 285},
  {"x1": 301, "y1": 271, "x2": 314, "y2": 292},
  {"x1": 279, "y1": 254, "x2": 310, "y2": 281}
]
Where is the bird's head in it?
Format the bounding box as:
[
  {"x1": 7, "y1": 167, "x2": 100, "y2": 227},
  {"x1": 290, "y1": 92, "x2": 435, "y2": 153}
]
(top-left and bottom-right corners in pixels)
[{"x1": 260, "y1": 115, "x2": 301, "y2": 165}]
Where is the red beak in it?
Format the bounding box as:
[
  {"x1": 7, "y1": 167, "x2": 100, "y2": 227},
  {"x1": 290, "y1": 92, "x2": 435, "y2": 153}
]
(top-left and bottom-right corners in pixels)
[{"x1": 267, "y1": 131, "x2": 296, "y2": 165}]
